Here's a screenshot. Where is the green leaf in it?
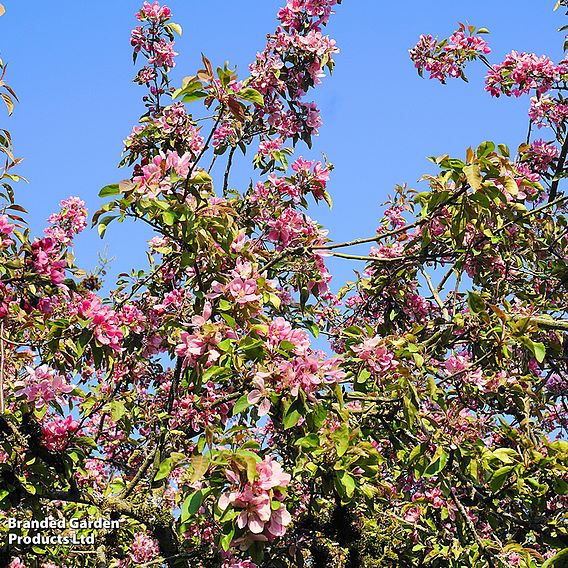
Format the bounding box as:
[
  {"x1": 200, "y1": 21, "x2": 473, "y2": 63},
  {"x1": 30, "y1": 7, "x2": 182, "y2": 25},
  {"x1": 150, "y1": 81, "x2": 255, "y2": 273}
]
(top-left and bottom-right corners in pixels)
[
  {"x1": 330, "y1": 424, "x2": 350, "y2": 457},
  {"x1": 232, "y1": 393, "x2": 251, "y2": 416},
  {"x1": 476, "y1": 141, "x2": 495, "y2": 157},
  {"x1": 463, "y1": 164, "x2": 483, "y2": 191},
  {"x1": 237, "y1": 87, "x2": 264, "y2": 106},
  {"x1": 98, "y1": 184, "x2": 120, "y2": 198},
  {"x1": 110, "y1": 400, "x2": 126, "y2": 422},
  {"x1": 162, "y1": 210, "x2": 176, "y2": 226},
  {"x1": 424, "y1": 448, "x2": 449, "y2": 477},
  {"x1": 533, "y1": 341, "x2": 546, "y2": 363},
  {"x1": 191, "y1": 171, "x2": 213, "y2": 185},
  {"x1": 489, "y1": 465, "x2": 514, "y2": 492},
  {"x1": 295, "y1": 434, "x2": 320, "y2": 449},
  {"x1": 190, "y1": 455, "x2": 210, "y2": 484},
  {"x1": 283, "y1": 399, "x2": 302, "y2": 429},
  {"x1": 467, "y1": 292, "x2": 485, "y2": 314},
  {"x1": 220, "y1": 524, "x2": 235, "y2": 551},
  {"x1": 181, "y1": 490, "x2": 203, "y2": 523},
  {"x1": 336, "y1": 470, "x2": 356, "y2": 499},
  {"x1": 97, "y1": 215, "x2": 118, "y2": 238},
  {"x1": 166, "y1": 22, "x2": 182, "y2": 36},
  {"x1": 154, "y1": 458, "x2": 172, "y2": 482}
]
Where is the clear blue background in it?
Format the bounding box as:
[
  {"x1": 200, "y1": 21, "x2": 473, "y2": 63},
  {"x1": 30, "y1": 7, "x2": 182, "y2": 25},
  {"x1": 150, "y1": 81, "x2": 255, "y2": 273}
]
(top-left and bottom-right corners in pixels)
[{"x1": 0, "y1": 1, "x2": 565, "y2": 290}]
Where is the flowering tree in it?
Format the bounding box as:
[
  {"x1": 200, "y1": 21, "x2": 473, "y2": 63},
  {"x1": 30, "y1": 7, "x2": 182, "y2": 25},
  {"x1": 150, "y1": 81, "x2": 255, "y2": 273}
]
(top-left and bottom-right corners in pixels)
[{"x1": 0, "y1": 1, "x2": 567, "y2": 567}]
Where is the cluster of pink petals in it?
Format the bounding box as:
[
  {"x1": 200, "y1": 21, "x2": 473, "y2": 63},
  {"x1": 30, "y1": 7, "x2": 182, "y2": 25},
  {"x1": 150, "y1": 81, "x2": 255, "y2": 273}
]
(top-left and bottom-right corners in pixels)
[
  {"x1": 76, "y1": 458, "x2": 108, "y2": 489},
  {"x1": 352, "y1": 336, "x2": 398, "y2": 375},
  {"x1": 213, "y1": 123, "x2": 237, "y2": 148},
  {"x1": 0, "y1": 214, "x2": 14, "y2": 235},
  {"x1": 175, "y1": 302, "x2": 233, "y2": 368},
  {"x1": 171, "y1": 380, "x2": 231, "y2": 431},
  {"x1": 14, "y1": 365, "x2": 74, "y2": 408},
  {"x1": 258, "y1": 137, "x2": 283, "y2": 156},
  {"x1": 266, "y1": 317, "x2": 311, "y2": 354},
  {"x1": 444, "y1": 354, "x2": 486, "y2": 388},
  {"x1": 410, "y1": 26, "x2": 490, "y2": 83},
  {"x1": 277, "y1": 0, "x2": 339, "y2": 30},
  {"x1": 291, "y1": 156, "x2": 330, "y2": 200},
  {"x1": 75, "y1": 292, "x2": 124, "y2": 351},
  {"x1": 132, "y1": 2, "x2": 177, "y2": 71},
  {"x1": 529, "y1": 94, "x2": 568, "y2": 128},
  {"x1": 41, "y1": 415, "x2": 79, "y2": 451},
  {"x1": 148, "y1": 38, "x2": 178, "y2": 68},
  {"x1": 526, "y1": 139, "x2": 559, "y2": 173},
  {"x1": 133, "y1": 150, "x2": 191, "y2": 198},
  {"x1": 267, "y1": 208, "x2": 324, "y2": 250},
  {"x1": 0, "y1": 214, "x2": 15, "y2": 247},
  {"x1": 277, "y1": 352, "x2": 345, "y2": 396},
  {"x1": 249, "y1": 1, "x2": 339, "y2": 141},
  {"x1": 136, "y1": 1, "x2": 171, "y2": 23},
  {"x1": 129, "y1": 532, "x2": 160, "y2": 563},
  {"x1": 45, "y1": 197, "x2": 88, "y2": 245},
  {"x1": 219, "y1": 457, "x2": 292, "y2": 540},
  {"x1": 485, "y1": 51, "x2": 567, "y2": 97},
  {"x1": 31, "y1": 237, "x2": 66, "y2": 285},
  {"x1": 209, "y1": 260, "x2": 273, "y2": 314}
]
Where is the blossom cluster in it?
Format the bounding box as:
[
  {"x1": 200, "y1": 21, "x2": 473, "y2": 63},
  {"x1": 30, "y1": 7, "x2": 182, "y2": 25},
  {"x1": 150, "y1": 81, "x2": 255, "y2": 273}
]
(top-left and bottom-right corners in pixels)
[
  {"x1": 409, "y1": 24, "x2": 491, "y2": 83},
  {"x1": 219, "y1": 456, "x2": 292, "y2": 542},
  {"x1": 485, "y1": 51, "x2": 567, "y2": 97},
  {"x1": 14, "y1": 365, "x2": 74, "y2": 408}
]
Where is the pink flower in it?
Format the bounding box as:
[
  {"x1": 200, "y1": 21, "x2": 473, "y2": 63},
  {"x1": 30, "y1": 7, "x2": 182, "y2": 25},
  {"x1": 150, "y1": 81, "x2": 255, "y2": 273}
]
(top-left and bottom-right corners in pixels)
[
  {"x1": 486, "y1": 51, "x2": 566, "y2": 97},
  {"x1": 256, "y1": 456, "x2": 291, "y2": 490},
  {"x1": 130, "y1": 532, "x2": 160, "y2": 563},
  {"x1": 403, "y1": 506, "x2": 421, "y2": 524},
  {"x1": 247, "y1": 373, "x2": 272, "y2": 417},
  {"x1": 42, "y1": 415, "x2": 79, "y2": 451},
  {"x1": 136, "y1": 1, "x2": 171, "y2": 22},
  {"x1": 213, "y1": 123, "x2": 237, "y2": 148},
  {"x1": 525, "y1": 139, "x2": 559, "y2": 172},
  {"x1": 410, "y1": 25, "x2": 490, "y2": 83},
  {"x1": 31, "y1": 237, "x2": 66, "y2": 285},
  {"x1": 76, "y1": 292, "x2": 123, "y2": 351},
  {"x1": 14, "y1": 365, "x2": 74, "y2": 408},
  {"x1": 0, "y1": 214, "x2": 14, "y2": 235},
  {"x1": 45, "y1": 197, "x2": 87, "y2": 244},
  {"x1": 258, "y1": 137, "x2": 283, "y2": 156},
  {"x1": 352, "y1": 336, "x2": 398, "y2": 374},
  {"x1": 148, "y1": 38, "x2": 178, "y2": 69}
]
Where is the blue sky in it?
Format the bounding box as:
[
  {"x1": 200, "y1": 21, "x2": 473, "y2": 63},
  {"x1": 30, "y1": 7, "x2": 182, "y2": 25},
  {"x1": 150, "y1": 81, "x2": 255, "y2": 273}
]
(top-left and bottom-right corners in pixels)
[{"x1": 0, "y1": 0, "x2": 565, "y2": 290}]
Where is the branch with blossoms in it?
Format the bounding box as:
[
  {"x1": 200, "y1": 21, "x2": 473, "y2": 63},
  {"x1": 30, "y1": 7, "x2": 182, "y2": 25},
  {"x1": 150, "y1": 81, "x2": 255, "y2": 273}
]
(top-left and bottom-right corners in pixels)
[{"x1": 2, "y1": 1, "x2": 568, "y2": 568}]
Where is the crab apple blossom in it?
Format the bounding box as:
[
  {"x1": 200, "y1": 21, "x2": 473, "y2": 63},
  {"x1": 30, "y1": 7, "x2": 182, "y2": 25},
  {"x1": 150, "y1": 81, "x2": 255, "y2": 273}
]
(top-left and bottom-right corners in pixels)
[{"x1": 0, "y1": 1, "x2": 567, "y2": 568}]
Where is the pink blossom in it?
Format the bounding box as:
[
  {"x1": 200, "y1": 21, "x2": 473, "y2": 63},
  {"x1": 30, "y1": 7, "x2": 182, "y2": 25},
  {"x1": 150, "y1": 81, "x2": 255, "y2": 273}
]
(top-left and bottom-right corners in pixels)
[
  {"x1": 526, "y1": 139, "x2": 559, "y2": 172},
  {"x1": 528, "y1": 95, "x2": 568, "y2": 127},
  {"x1": 0, "y1": 214, "x2": 14, "y2": 235},
  {"x1": 247, "y1": 373, "x2": 272, "y2": 416},
  {"x1": 352, "y1": 336, "x2": 398, "y2": 374},
  {"x1": 14, "y1": 365, "x2": 74, "y2": 408},
  {"x1": 42, "y1": 415, "x2": 79, "y2": 451},
  {"x1": 256, "y1": 456, "x2": 291, "y2": 490},
  {"x1": 137, "y1": 1, "x2": 171, "y2": 23},
  {"x1": 258, "y1": 137, "x2": 283, "y2": 156},
  {"x1": 486, "y1": 51, "x2": 566, "y2": 97},
  {"x1": 31, "y1": 237, "x2": 66, "y2": 285},
  {"x1": 130, "y1": 532, "x2": 160, "y2": 563},
  {"x1": 76, "y1": 293, "x2": 123, "y2": 351},
  {"x1": 148, "y1": 38, "x2": 178, "y2": 68},
  {"x1": 45, "y1": 196, "x2": 87, "y2": 244}
]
